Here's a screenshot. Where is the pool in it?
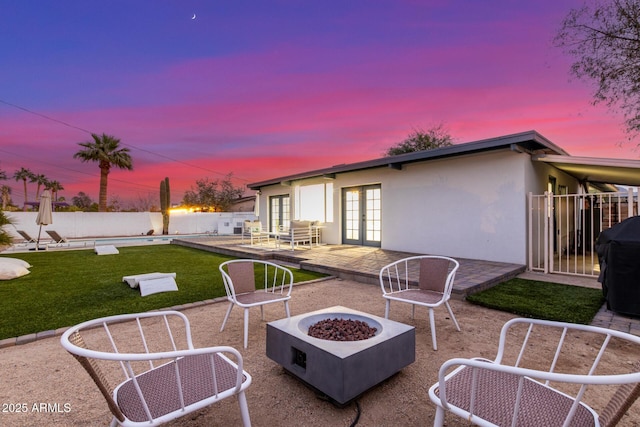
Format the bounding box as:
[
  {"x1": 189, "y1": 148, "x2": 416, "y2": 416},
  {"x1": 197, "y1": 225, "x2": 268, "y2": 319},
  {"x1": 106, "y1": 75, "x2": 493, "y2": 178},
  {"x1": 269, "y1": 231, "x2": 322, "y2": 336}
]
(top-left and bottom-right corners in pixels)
[{"x1": 92, "y1": 233, "x2": 213, "y2": 247}]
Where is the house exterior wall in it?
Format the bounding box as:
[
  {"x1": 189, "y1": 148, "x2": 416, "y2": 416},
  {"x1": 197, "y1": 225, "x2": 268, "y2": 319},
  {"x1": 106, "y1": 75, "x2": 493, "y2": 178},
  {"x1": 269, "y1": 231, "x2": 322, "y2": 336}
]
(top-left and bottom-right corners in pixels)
[
  {"x1": 254, "y1": 149, "x2": 582, "y2": 264},
  {"x1": 381, "y1": 149, "x2": 529, "y2": 263}
]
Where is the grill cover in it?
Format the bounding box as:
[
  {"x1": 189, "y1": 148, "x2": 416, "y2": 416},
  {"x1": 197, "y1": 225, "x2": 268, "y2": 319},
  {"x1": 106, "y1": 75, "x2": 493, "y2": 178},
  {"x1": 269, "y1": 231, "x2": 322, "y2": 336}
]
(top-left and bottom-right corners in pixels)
[{"x1": 596, "y1": 216, "x2": 640, "y2": 317}]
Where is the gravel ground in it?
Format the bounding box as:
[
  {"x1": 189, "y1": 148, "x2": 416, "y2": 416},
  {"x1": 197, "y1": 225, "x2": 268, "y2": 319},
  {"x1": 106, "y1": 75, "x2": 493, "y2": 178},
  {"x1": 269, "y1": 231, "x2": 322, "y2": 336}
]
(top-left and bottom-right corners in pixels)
[{"x1": 1, "y1": 278, "x2": 639, "y2": 427}]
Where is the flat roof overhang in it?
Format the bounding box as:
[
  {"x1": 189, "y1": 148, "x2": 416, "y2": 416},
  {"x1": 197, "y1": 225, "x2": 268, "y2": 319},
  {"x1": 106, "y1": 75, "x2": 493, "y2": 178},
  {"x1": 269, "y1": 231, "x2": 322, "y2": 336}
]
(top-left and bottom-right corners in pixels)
[
  {"x1": 248, "y1": 130, "x2": 565, "y2": 190},
  {"x1": 533, "y1": 154, "x2": 640, "y2": 187}
]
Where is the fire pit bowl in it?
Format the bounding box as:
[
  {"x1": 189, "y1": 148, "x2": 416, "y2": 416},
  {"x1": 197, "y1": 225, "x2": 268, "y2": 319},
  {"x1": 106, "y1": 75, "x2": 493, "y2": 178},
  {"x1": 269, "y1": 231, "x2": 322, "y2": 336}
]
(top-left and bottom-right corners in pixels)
[{"x1": 266, "y1": 306, "x2": 415, "y2": 405}]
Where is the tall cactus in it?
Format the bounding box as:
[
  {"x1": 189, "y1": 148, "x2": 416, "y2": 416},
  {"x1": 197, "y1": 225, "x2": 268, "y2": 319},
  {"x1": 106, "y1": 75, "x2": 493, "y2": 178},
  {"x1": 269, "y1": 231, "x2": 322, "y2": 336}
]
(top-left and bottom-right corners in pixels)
[{"x1": 160, "y1": 177, "x2": 170, "y2": 235}]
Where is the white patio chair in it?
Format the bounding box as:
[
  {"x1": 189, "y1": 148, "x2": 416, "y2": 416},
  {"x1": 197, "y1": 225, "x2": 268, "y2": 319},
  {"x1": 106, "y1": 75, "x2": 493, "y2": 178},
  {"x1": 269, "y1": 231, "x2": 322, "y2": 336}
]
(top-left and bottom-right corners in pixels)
[
  {"x1": 278, "y1": 220, "x2": 314, "y2": 250},
  {"x1": 60, "y1": 310, "x2": 252, "y2": 427},
  {"x1": 379, "y1": 255, "x2": 460, "y2": 350},
  {"x1": 242, "y1": 220, "x2": 270, "y2": 246},
  {"x1": 219, "y1": 259, "x2": 293, "y2": 348},
  {"x1": 429, "y1": 317, "x2": 640, "y2": 427}
]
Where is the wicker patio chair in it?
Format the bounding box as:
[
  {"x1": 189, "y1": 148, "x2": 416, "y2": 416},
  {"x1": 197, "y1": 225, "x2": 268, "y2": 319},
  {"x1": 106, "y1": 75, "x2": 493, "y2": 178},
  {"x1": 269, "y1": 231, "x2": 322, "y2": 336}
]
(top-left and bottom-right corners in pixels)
[
  {"x1": 429, "y1": 317, "x2": 640, "y2": 426},
  {"x1": 61, "y1": 310, "x2": 252, "y2": 427},
  {"x1": 219, "y1": 259, "x2": 293, "y2": 348},
  {"x1": 379, "y1": 255, "x2": 460, "y2": 350}
]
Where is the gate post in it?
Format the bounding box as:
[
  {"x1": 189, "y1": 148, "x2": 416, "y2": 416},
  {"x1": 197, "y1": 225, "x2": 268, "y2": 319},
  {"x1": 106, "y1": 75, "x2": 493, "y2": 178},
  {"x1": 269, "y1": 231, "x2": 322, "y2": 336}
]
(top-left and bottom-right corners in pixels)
[
  {"x1": 544, "y1": 191, "x2": 551, "y2": 274},
  {"x1": 527, "y1": 192, "x2": 532, "y2": 271}
]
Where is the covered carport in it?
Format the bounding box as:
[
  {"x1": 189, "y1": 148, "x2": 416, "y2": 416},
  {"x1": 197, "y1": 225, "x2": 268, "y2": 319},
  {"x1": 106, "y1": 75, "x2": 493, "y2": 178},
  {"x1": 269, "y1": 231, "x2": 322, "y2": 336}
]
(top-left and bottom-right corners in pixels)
[
  {"x1": 533, "y1": 154, "x2": 640, "y2": 188},
  {"x1": 529, "y1": 154, "x2": 640, "y2": 277}
]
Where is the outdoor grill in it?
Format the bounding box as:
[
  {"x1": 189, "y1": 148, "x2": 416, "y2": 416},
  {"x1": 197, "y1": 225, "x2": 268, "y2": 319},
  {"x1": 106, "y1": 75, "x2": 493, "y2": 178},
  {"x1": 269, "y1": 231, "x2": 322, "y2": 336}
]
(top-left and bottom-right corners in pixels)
[{"x1": 596, "y1": 216, "x2": 640, "y2": 317}]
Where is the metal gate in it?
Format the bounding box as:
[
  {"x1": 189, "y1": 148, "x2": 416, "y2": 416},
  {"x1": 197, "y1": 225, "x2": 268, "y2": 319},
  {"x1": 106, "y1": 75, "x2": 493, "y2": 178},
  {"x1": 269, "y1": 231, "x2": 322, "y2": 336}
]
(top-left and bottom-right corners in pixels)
[{"x1": 528, "y1": 189, "x2": 639, "y2": 277}]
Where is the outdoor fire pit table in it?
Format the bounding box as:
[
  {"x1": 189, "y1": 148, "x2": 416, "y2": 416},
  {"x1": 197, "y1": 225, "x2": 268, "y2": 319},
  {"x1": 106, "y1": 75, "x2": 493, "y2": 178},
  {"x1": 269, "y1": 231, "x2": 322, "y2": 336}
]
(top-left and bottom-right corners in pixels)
[{"x1": 266, "y1": 306, "x2": 415, "y2": 405}]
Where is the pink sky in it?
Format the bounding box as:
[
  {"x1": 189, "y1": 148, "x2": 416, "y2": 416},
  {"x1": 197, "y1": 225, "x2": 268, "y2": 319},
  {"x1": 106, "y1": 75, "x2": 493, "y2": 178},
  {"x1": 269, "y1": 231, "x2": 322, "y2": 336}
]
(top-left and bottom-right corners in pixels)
[{"x1": 0, "y1": 1, "x2": 637, "y2": 207}]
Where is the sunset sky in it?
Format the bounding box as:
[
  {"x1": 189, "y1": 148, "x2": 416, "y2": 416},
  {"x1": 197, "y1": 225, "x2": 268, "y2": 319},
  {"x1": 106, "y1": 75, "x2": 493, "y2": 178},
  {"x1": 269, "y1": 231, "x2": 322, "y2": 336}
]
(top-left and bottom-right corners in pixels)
[{"x1": 1, "y1": 0, "x2": 637, "y2": 207}]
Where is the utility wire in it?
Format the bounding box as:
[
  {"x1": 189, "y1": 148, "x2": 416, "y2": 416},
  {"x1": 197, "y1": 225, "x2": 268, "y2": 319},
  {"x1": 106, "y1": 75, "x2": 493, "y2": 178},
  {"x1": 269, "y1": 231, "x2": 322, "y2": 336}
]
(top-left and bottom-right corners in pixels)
[
  {"x1": 0, "y1": 99, "x2": 92, "y2": 134},
  {"x1": 0, "y1": 98, "x2": 251, "y2": 183},
  {"x1": 0, "y1": 147, "x2": 157, "y2": 193}
]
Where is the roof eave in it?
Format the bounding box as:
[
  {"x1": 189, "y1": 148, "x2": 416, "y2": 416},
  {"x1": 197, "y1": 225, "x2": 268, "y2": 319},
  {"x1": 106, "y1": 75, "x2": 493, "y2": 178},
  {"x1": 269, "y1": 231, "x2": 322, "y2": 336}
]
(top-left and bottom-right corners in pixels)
[{"x1": 248, "y1": 130, "x2": 566, "y2": 190}]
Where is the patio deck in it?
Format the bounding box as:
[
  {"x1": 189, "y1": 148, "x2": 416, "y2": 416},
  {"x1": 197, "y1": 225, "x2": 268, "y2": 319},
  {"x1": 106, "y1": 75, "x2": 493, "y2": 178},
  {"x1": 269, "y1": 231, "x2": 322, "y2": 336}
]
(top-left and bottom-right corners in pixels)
[
  {"x1": 173, "y1": 235, "x2": 526, "y2": 299},
  {"x1": 173, "y1": 236, "x2": 640, "y2": 335}
]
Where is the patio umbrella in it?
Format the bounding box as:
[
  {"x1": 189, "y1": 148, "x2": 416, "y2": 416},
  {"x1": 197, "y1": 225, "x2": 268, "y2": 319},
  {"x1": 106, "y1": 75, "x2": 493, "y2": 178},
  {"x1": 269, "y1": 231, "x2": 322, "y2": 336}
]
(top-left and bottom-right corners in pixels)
[{"x1": 35, "y1": 190, "x2": 53, "y2": 248}]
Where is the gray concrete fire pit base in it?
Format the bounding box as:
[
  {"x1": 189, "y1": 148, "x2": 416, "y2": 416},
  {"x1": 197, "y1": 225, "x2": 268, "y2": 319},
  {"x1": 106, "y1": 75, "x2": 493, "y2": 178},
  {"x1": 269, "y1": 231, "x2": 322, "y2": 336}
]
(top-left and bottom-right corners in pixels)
[{"x1": 266, "y1": 306, "x2": 415, "y2": 405}]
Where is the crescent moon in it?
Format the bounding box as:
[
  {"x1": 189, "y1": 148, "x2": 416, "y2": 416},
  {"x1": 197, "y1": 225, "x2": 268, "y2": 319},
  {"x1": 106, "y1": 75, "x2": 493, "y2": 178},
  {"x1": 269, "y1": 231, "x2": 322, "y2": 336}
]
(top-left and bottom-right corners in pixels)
[{"x1": 192, "y1": 13, "x2": 196, "y2": 20}]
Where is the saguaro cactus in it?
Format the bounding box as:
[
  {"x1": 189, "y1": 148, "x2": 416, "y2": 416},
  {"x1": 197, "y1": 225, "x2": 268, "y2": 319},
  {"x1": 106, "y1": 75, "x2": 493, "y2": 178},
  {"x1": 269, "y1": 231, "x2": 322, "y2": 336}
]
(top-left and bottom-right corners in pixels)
[{"x1": 160, "y1": 177, "x2": 170, "y2": 235}]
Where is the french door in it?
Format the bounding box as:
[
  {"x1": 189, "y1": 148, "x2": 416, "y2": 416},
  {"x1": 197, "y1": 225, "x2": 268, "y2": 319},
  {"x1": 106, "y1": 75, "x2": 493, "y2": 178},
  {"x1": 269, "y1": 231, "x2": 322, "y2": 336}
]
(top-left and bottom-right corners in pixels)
[
  {"x1": 269, "y1": 195, "x2": 290, "y2": 232},
  {"x1": 342, "y1": 185, "x2": 381, "y2": 247}
]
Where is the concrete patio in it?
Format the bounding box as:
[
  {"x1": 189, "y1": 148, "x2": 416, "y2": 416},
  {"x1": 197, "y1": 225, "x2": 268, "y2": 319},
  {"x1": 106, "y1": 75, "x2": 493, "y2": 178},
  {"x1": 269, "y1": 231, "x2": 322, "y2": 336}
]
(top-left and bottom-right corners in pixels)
[
  {"x1": 172, "y1": 235, "x2": 640, "y2": 336},
  {"x1": 172, "y1": 235, "x2": 527, "y2": 299},
  {"x1": 2, "y1": 236, "x2": 640, "y2": 426}
]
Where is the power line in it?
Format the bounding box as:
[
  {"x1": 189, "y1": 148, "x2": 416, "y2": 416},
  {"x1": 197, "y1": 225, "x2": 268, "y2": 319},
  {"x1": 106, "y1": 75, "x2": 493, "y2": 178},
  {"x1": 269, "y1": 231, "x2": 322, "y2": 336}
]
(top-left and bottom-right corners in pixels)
[
  {"x1": 0, "y1": 98, "x2": 252, "y2": 183},
  {"x1": 119, "y1": 141, "x2": 250, "y2": 182},
  {"x1": 0, "y1": 99, "x2": 92, "y2": 134},
  {"x1": 0, "y1": 147, "x2": 157, "y2": 193}
]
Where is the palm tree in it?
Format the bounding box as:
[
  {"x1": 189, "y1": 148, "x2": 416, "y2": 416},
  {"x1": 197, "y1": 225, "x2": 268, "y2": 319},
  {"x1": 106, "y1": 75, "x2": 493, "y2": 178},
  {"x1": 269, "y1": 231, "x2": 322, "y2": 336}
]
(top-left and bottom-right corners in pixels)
[
  {"x1": 0, "y1": 169, "x2": 7, "y2": 209},
  {"x1": 73, "y1": 133, "x2": 133, "y2": 212},
  {"x1": 32, "y1": 173, "x2": 49, "y2": 199},
  {"x1": 13, "y1": 167, "x2": 34, "y2": 211},
  {"x1": 0, "y1": 185, "x2": 11, "y2": 210},
  {"x1": 46, "y1": 180, "x2": 64, "y2": 202},
  {"x1": 46, "y1": 180, "x2": 64, "y2": 211}
]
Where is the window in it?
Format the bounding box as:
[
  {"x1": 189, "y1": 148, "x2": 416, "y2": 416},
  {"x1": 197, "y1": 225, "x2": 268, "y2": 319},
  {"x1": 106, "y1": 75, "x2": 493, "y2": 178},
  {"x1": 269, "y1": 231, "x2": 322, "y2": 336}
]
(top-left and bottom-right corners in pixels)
[{"x1": 294, "y1": 183, "x2": 333, "y2": 222}]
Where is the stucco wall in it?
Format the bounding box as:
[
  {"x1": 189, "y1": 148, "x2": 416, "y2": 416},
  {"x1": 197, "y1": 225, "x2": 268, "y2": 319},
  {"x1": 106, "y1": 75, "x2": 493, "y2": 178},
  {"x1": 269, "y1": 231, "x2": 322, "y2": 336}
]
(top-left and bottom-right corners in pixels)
[
  {"x1": 255, "y1": 149, "x2": 582, "y2": 264},
  {"x1": 380, "y1": 150, "x2": 529, "y2": 263},
  {"x1": 4, "y1": 211, "x2": 256, "y2": 240}
]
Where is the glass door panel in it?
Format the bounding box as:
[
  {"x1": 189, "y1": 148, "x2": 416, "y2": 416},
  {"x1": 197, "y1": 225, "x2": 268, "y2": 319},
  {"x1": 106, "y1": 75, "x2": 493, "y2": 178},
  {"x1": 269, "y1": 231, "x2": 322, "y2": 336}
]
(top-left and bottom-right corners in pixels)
[
  {"x1": 342, "y1": 185, "x2": 381, "y2": 247},
  {"x1": 269, "y1": 195, "x2": 290, "y2": 232}
]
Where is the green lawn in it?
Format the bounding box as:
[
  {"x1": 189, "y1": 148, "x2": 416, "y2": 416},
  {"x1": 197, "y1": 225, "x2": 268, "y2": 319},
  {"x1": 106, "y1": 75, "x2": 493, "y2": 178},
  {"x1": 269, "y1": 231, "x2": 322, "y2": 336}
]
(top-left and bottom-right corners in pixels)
[
  {"x1": 466, "y1": 278, "x2": 605, "y2": 324},
  {"x1": 0, "y1": 245, "x2": 326, "y2": 340}
]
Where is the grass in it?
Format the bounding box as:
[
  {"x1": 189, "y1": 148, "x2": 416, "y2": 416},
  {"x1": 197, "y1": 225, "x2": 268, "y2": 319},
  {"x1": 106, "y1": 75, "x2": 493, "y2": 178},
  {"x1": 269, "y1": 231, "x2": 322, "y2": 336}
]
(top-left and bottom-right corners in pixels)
[
  {"x1": 466, "y1": 278, "x2": 605, "y2": 324},
  {"x1": 0, "y1": 245, "x2": 327, "y2": 340}
]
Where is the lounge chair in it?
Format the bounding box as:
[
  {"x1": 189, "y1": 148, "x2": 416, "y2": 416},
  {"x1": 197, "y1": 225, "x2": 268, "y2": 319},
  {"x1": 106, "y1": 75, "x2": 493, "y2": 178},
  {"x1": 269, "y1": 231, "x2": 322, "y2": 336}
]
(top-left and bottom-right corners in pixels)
[
  {"x1": 16, "y1": 230, "x2": 37, "y2": 243},
  {"x1": 45, "y1": 230, "x2": 68, "y2": 244}
]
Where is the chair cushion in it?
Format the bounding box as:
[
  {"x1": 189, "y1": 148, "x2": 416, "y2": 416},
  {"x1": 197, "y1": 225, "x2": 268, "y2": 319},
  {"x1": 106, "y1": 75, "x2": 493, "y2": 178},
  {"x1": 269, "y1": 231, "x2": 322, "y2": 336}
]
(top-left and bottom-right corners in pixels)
[
  {"x1": 236, "y1": 292, "x2": 289, "y2": 305},
  {"x1": 290, "y1": 220, "x2": 311, "y2": 229},
  {"x1": 435, "y1": 364, "x2": 596, "y2": 426},
  {"x1": 419, "y1": 258, "x2": 450, "y2": 292},
  {"x1": 116, "y1": 353, "x2": 245, "y2": 423},
  {"x1": 228, "y1": 262, "x2": 256, "y2": 294},
  {"x1": 389, "y1": 289, "x2": 443, "y2": 304},
  {"x1": 247, "y1": 221, "x2": 263, "y2": 232}
]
